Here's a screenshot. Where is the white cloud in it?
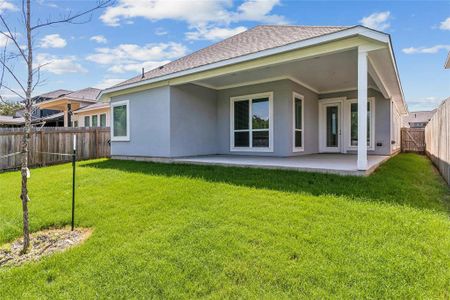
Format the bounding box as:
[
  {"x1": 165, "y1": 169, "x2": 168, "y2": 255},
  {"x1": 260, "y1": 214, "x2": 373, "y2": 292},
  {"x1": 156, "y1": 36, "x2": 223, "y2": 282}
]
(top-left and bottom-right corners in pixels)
[
  {"x1": 100, "y1": 0, "x2": 285, "y2": 27},
  {"x1": 234, "y1": 0, "x2": 284, "y2": 24},
  {"x1": 90, "y1": 35, "x2": 108, "y2": 44},
  {"x1": 36, "y1": 53, "x2": 87, "y2": 74},
  {"x1": 360, "y1": 11, "x2": 391, "y2": 31},
  {"x1": 186, "y1": 26, "x2": 247, "y2": 41},
  {"x1": 94, "y1": 78, "x2": 126, "y2": 89},
  {"x1": 407, "y1": 97, "x2": 443, "y2": 111},
  {"x1": 40, "y1": 34, "x2": 67, "y2": 48},
  {"x1": 402, "y1": 45, "x2": 450, "y2": 54},
  {"x1": 0, "y1": 0, "x2": 16, "y2": 13},
  {"x1": 155, "y1": 27, "x2": 168, "y2": 36},
  {"x1": 86, "y1": 42, "x2": 187, "y2": 73},
  {"x1": 439, "y1": 17, "x2": 450, "y2": 30}
]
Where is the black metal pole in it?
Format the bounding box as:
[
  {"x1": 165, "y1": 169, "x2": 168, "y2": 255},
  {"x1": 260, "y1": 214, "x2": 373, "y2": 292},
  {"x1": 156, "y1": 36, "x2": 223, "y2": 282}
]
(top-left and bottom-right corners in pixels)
[{"x1": 71, "y1": 144, "x2": 76, "y2": 231}]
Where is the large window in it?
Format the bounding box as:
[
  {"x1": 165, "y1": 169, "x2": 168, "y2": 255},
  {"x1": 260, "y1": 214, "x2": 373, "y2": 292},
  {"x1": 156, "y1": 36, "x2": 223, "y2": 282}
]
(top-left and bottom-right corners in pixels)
[
  {"x1": 84, "y1": 116, "x2": 90, "y2": 127},
  {"x1": 231, "y1": 92, "x2": 273, "y2": 151},
  {"x1": 92, "y1": 115, "x2": 98, "y2": 127},
  {"x1": 112, "y1": 100, "x2": 130, "y2": 141},
  {"x1": 349, "y1": 98, "x2": 375, "y2": 149},
  {"x1": 292, "y1": 92, "x2": 304, "y2": 151},
  {"x1": 100, "y1": 114, "x2": 107, "y2": 127}
]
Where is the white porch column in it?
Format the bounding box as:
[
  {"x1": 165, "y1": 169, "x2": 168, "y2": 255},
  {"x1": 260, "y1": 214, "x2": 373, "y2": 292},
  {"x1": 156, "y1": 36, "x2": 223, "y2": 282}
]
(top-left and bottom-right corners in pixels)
[{"x1": 357, "y1": 48, "x2": 368, "y2": 170}]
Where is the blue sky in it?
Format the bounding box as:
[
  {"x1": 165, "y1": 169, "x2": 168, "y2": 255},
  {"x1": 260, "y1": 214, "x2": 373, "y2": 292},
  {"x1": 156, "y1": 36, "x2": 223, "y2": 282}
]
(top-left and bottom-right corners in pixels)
[{"x1": 1, "y1": 0, "x2": 449, "y2": 111}]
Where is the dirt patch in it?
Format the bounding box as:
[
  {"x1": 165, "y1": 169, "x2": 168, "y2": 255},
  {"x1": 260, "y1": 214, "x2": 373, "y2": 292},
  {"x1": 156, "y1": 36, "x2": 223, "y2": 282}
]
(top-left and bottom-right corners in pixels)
[{"x1": 0, "y1": 228, "x2": 92, "y2": 268}]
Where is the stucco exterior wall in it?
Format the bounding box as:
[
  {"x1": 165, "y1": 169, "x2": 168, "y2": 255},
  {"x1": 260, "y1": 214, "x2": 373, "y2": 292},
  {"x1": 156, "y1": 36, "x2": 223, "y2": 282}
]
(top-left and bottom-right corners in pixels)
[
  {"x1": 110, "y1": 86, "x2": 171, "y2": 157},
  {"x1": 319, "y1": 89, "x2": 392, "y2": 155},
  {"x1": 170, "y1": 84, "x2": 218, "y2": 157},
  {"x1": 111, "y1": 80, "x2": 393, "y2": 159}
]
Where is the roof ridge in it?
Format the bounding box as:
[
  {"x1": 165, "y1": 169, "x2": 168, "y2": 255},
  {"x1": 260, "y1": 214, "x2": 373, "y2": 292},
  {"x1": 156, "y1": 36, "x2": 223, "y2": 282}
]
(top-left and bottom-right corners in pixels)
[{"x1": 254, "y1": 24, "x2": 350, "y2": 28}]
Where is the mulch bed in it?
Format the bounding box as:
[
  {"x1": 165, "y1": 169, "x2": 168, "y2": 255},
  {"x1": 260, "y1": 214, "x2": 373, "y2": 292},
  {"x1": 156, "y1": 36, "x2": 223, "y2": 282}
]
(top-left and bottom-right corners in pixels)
[{"x1": 0, "y1": 228, "x2": 91, "y2": 268}]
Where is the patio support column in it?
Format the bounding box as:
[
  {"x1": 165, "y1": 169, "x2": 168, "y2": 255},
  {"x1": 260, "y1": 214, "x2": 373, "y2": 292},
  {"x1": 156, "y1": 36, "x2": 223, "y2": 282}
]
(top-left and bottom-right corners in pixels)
[{"x1": 357, "y1": 48, "x2": 368, "y2": 170}]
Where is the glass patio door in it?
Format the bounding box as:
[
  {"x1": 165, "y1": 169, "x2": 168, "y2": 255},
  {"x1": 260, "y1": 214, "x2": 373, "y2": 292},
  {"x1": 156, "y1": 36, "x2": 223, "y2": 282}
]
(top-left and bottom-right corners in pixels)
[{"x1": 321, "y1": 102, "x2": 341, "y2": 152}]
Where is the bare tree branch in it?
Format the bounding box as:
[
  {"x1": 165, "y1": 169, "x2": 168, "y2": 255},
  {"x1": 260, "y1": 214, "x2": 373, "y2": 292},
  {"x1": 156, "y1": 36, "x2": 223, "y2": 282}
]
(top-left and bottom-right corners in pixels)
[
  {"x1": 31, "y1": 0, "x2": 114, "y2": 31},
  {"x1": 0, "y1": 58, "x2": 26, "y2": 94},
  {"x1": 0, "y1": 16, "x2": 28, "y2": 63}
]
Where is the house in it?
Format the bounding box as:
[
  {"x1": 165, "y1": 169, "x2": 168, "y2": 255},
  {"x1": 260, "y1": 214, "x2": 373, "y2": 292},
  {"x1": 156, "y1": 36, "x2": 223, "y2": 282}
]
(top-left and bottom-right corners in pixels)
[
  {"x1": 73, "y1": 102, "x2": 110, "y2": 127},
  {"x1": 99, "y1": 25, "x2": 408, "y2": 175},
  {"x1": 36, "y1": 87, "x2": 109, "y2": 127},
  {"x1": 403, "y1": 110, "x2": 436, "y2": 128}
]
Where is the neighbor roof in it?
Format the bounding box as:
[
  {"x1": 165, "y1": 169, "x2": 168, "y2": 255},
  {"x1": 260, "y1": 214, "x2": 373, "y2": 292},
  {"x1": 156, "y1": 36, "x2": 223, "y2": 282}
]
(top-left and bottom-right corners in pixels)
[
  {"x1": 0, "y1": 115, "x2": 24, "y2": 125},
  {"x1": 403, "y1": 110, "x2": 436, "y2": 126},
  {"x1": 37, "y1": 89, "x2": 72, "y2": 100},
  {"x1": 114, "y1": 25, "x2": 350, "y2": 88},
  {"x1": 63, "y1": 88, "x2": 101, "y2": 102}
]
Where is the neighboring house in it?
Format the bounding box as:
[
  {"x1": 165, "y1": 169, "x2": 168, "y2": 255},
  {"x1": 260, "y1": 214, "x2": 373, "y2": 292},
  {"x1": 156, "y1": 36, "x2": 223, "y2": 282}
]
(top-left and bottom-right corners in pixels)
[
  {"x1": 36, "y1": 87, "x2": 109, "y2": 127},
  {"x1": 73, "y1": 102, "x2": 110, "y2": 127},
  {"x1": 99, "y1": 25, "x2": 408, "y2": 172},
  {"x1": 403, "y1": 110, "x2": 436, "y2": 128}
]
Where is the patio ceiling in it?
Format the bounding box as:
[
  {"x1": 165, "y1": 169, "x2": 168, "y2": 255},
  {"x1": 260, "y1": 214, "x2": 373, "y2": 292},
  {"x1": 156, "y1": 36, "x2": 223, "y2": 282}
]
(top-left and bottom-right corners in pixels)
[{"x1": 192, "y1": 47, "x2": 400, "y2": 105}]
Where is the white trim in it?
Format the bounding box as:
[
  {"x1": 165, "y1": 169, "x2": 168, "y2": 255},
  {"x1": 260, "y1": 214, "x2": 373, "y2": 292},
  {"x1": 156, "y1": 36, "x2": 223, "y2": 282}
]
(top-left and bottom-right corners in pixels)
[
  {"x1": 292, "y1": 92, "x2": 304, "y2": 152},
  {"x1": 344, "y1": 97, "x2": 376, "y2": 151},
  {"x1": 111, "y1": 100, "x2": 130, "y2": 142},
  {"x1": 318, "y1": 97, "x2": 345, "y2": 153},
  {"x1": 99, "y1": 26, "x2": 390, "y2": 99},
  {"x1": 230, "y1": 92, "x2": 273, "y2": 152}
]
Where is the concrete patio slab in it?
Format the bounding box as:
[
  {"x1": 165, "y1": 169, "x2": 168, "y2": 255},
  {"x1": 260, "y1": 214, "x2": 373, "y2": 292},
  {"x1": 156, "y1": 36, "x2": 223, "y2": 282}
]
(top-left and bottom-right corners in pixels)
[{"x1": 174, "y1": 154, "x2": 391, "y2": 176}]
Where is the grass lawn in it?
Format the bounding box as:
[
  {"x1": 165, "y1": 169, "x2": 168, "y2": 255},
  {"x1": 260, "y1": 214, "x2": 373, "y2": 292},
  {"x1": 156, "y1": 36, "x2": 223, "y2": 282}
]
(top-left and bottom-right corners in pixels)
[{"x1": 0, "y1": 153, "x2": 449, "y2": 298}]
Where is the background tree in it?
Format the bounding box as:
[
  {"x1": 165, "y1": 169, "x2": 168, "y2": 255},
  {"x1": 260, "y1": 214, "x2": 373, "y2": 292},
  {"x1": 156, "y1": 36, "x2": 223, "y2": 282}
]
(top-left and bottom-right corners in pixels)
[
  {"x1": 0, "y1": 101, "x2": 22, "y2": 116},
  {"x1": 0, "y1": 0, "x2": 112, "y2": 253}
]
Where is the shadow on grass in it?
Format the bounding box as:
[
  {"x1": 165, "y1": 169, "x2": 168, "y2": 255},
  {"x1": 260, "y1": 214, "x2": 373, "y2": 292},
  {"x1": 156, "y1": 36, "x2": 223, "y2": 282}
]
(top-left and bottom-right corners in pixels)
[{"x1": 80, "y1": 154, "x2": 449, "y2": 213}]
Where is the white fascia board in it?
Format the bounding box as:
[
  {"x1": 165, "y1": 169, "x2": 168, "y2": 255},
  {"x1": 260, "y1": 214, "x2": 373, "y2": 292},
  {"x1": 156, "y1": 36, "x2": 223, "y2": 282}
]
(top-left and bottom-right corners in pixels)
[{"x1": 98, "y1": 26, "x2": 392, "y2": 100}]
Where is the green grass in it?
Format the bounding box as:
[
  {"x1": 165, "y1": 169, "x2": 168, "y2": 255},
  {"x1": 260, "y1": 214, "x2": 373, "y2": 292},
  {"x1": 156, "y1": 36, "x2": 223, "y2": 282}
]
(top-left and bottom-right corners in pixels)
[{"x1": 0, "y1": 153, "x2": 449, "y2": 298}]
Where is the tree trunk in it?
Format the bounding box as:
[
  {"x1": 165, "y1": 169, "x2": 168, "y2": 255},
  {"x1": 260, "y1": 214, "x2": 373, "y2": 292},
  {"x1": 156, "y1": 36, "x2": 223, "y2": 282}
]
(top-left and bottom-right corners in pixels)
[{"x1": 20, "y1": 0, "x2": 32, "y2": 254}]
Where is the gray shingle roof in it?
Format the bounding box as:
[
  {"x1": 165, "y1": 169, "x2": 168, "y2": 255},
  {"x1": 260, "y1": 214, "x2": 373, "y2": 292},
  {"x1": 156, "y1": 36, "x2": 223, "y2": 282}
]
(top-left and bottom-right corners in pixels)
[
  {"x1": 38, "y1": 89, "x2": 72, "y2": 99},
  {"x1": 64, "y1": 88, "x2": 101, "y2": 101},
  {"x1": 114, "y1": 25, "x2": 350, "y2": 88},
  {"x1": 403, "y1": 110, "x2": 436, "y2": 126}
]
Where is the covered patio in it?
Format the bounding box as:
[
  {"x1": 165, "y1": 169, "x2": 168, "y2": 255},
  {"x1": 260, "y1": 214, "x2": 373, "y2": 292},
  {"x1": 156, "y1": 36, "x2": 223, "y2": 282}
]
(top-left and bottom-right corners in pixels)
[{"x1": 174, "y1": 154, "x2": 390, "y2": 176}]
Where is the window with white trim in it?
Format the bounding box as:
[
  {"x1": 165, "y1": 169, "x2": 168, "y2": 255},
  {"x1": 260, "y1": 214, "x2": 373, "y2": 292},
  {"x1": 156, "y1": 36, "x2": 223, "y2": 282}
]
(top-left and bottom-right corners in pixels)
[
  {"x1": 112, "y1": 100, "x2": 130, "y2": 141},
  {"x1": 92, "y1": 115, "x2": 98, "y2": 127},
  {"x1": 293, "y1": 93, "x2": 304, "y2": 151},
  {"x1": 84, "y1": 116, "x2": 90, "y2": 127},
  {"x1": 100, "y1": 113, "x2": 107, "y2": 127},
  {"x1": 231, "y1": 92, "x2": 273, "y2": 151},
  {"x1": 348, "y1": 98, "x2": 375, "y2": 149}
]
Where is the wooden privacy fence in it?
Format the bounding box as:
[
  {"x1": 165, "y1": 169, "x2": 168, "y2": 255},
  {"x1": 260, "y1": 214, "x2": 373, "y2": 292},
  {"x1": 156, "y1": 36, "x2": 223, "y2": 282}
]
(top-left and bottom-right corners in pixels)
[
  {"x1": 0, "y1": 127, "x2": 110, "y2": 171},
  {"x1": 401, "y1": 128, "x2": 426, "y2": 153},
  {"x1": 425, "y1": 99, "x2": 450, "y2": 185}
]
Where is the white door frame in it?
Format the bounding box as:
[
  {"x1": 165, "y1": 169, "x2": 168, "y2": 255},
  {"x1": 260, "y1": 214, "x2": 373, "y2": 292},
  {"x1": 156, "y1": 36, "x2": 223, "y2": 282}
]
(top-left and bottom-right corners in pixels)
[{"x1": 319, "y1": 97, "x2": 345, "y2": 153}]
